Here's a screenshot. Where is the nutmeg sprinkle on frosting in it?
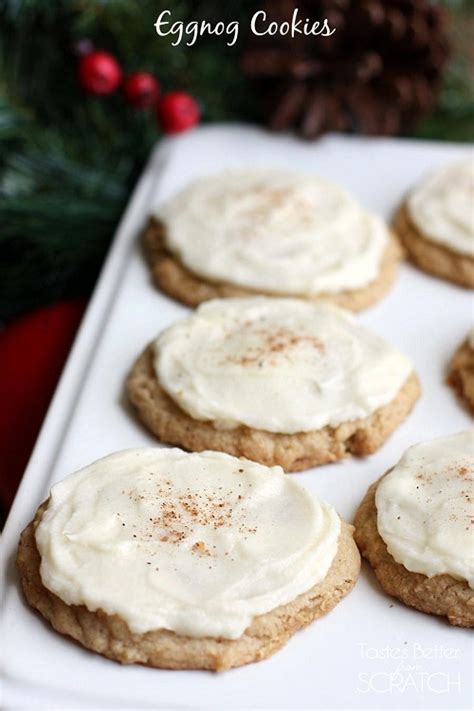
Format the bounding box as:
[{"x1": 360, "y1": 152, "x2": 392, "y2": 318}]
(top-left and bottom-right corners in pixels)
[{"x1": 118, "y1": 476, "x2": 259, "y2": 559}]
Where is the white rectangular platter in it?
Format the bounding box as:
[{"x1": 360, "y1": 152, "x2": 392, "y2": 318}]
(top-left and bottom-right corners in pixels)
[{"x1": 1, "y1": 125, "x2": 472, "y2": 710}]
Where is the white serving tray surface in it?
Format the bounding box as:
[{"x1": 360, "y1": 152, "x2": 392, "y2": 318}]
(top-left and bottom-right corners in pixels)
[{"x1": 1, "y1": 125, "x2": 472, "y2": 711}]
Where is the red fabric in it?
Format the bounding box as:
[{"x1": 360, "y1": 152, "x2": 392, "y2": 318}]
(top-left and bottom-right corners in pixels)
[{"x1": 0, "y1": 300, "x2": 86, "y2": 519}]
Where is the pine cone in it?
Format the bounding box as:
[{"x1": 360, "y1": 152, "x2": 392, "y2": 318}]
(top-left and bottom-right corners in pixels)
[{"x1": 242, "y1": 0, "x2": 450, "y2": 138}]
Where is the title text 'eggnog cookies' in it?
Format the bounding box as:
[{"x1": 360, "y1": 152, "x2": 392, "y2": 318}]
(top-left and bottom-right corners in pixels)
[
  {"x1": 354, "y1": 431, "x2": 474, "y2": 627},
  {"x1": 127, "y1": 298, "x2": 420, "y2": 470},
  {"x1": 145, "y1": 169, "x2": 401, "y2": 311},
  {"x1": 17, "y1": 448, "x2": 360, "y2": 671},
  {"x1": 394, "y1": 158, "x2": 474, "y2": 288},
  {"x1": 447, "y1": 330, "x2": 474, "y2": 414}
]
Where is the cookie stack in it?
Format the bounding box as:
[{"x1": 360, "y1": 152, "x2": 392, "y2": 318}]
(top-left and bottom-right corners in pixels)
[{"x1": 17, "y1": 158, "x2": 474, "y2": 671}]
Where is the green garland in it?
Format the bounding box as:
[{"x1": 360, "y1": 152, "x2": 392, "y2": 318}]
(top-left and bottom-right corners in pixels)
[{"x1": 0, "y1": 0, "x2": 472, "y2": 323}]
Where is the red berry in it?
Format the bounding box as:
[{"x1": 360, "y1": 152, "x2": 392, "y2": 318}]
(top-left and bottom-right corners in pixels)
[
  {"x1": 78, "y1": 50, "x2": 122, "y2": 96},
  {"x1": 124, "y1": 72, "x2": 160, "y2": 108},
  {"x1": 158, "y1": 91, "x2": 200, "y2": 134}
]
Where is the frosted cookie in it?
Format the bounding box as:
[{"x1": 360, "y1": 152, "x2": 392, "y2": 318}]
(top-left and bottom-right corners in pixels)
[
  {"x1": 127, "y1": 297, "x2": 420, "y2": 471},
  {"x1": 447, "y1": 330, "x2": 474, "y2": 414},
  {"x1": 354, "y1": 432, "x2": 474, "y2": 627},
  {"x1": 145, "y1": 169, "x2": 401, "y2": 311},
  {"x1": 394, "y1": 157, "x2": 474, "y2": 288},
  {"x1": 17, "y1": 448, "x2": 360, "y2": 671}
]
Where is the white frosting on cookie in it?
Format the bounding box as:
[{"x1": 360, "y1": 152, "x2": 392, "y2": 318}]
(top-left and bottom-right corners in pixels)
[
  {"x1": 154, "y1": 297, "x2": 413, "y2": 434},
  {"x1": 35, "y1": 448, "x2": 341, "y2": 639},
  {"x1": 376, "y1": 431, "x2": 474, "y2": 588},
  {"x1": 157, "y1": 169, "x2": 390, "y2": 295},
  {"x1": 407, "y1": 157, "x2": 474, "y2": 257}
]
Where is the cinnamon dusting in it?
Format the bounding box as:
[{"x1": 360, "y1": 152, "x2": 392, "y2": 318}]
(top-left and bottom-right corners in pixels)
[
  {"x1": 221, "y1": 325, "x2": 324, "y2": 368},
  {"x1": 125, "y1": 477, "x2": 258, "y2": 556}
]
